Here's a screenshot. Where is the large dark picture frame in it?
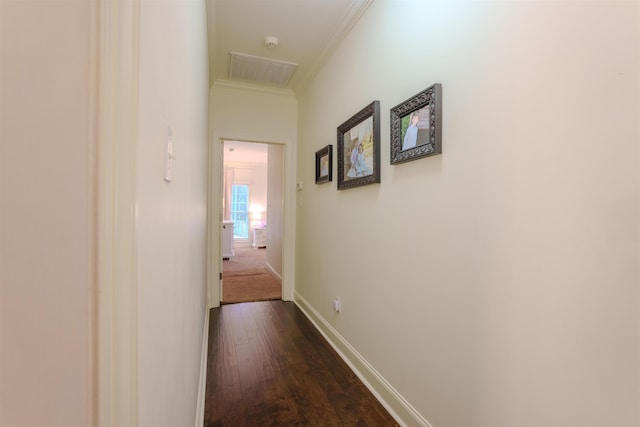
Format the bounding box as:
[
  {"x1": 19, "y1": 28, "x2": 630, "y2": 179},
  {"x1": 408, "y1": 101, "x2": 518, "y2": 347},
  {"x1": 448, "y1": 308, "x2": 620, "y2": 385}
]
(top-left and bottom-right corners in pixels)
[
  {"x1": 390, "y1": 83, "x2": 442, "y2": 164},
  {"x1": 337, "y1": 100, "x2": 381, "y2": 190},
  {"x1": 315, "y1": 144, "x2": 333, "y2": 184}
]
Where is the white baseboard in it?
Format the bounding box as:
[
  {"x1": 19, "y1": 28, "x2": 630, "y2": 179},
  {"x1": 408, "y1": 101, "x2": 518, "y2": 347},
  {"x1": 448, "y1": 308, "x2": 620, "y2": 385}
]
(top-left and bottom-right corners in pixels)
[
  {"x1": 293, "y1": 291, "x2": 432, "y2": 427},
  {"x1": 265, "y1": 261, "x2": 282, "y2": 284},
  {"x1": 194, "y1": 308, "x2": 210, "y2": 427}
]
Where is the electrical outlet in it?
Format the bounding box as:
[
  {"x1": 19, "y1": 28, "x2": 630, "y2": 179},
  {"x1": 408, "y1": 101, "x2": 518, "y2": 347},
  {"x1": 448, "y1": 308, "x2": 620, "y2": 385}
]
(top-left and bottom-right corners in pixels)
[{"x1": 333, "y1": 297, "x2": 341, "y2": 313}]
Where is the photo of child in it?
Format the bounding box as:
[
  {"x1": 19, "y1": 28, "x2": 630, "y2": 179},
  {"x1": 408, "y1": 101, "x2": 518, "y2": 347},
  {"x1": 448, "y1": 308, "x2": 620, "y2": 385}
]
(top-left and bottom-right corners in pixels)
[{"x1": 400, "y1": 105, "x2": 430, "y2": 151}]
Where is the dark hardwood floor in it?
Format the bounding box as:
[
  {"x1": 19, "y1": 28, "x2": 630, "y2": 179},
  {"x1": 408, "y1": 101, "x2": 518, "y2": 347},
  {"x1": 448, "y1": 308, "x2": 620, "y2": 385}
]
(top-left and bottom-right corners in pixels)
[{"x1": 204, "y1": 300, "x2": 399, "y2": 426}]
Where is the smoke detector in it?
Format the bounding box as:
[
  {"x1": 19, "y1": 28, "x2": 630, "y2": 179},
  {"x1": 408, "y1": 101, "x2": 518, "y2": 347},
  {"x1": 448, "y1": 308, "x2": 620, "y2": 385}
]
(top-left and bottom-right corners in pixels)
[{"x1": 265, "y1": 36, "x2": 279, "y2": 49}]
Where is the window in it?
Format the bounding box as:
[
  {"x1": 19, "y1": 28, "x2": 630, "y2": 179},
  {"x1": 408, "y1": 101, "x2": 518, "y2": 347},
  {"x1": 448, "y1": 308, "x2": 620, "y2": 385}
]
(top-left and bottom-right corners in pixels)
[{"x1": 230, "y1": 184, "x2": 249, "y2": 239}]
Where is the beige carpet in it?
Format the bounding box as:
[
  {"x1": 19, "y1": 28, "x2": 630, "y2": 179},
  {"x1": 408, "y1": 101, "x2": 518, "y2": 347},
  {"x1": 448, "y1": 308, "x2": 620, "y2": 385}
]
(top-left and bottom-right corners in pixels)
[{"x1": 222, "y1": 247, "x2": 281, "y2": 304}]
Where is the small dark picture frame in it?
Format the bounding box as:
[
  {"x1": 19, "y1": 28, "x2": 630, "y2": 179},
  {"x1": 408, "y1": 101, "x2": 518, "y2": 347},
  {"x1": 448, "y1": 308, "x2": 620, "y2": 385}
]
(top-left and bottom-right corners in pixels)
[
  {"x1": 337, "y1": 100, "x2": 381, "y2": 190},
  {"x1": 390, "y1": 83, "x2": 442, "y2": 164},
  {"x1": 315, "y1": 145, "x2": 333, "y2": 184}
]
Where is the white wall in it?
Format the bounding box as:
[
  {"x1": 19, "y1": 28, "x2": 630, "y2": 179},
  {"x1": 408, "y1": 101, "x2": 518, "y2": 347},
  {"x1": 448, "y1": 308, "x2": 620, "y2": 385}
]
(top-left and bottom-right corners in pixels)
[
  {"x1": 0, "y1": 2, "x2": 92, "y2": 426},
  {"x1": 136, "y1": 1, "x2": 209, "y2": 426},
  {"x1": 296, "y1": 1, "x2": 639, "y2": 426},
  {"x1": 209, "y1": 82, "x2": 297, "y2": 304}
]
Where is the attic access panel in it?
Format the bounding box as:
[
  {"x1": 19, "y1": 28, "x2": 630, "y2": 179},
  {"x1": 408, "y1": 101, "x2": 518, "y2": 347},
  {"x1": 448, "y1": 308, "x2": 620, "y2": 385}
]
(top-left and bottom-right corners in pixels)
[{"x1": 229, "y1": 52, "x2": 298, "y2": 87}]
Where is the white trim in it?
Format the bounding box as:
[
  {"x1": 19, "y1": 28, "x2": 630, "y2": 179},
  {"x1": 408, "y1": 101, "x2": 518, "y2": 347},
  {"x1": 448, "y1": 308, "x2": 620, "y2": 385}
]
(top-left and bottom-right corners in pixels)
[
  {"x1": 280, "y1": 141, "x2": 296, "y2": 302},
  {"x1": 194, "y1": 308, "x2": 210, "y2": 427},
  {"x1": 293, "y1": 292, "x2": 432, "y2": 427},
  {"x1": 96, "y1": 0, "x2": 140, "y2": 425},
  {"x1": 89, "y1": 0, "x2": 99, "y2": 423},
  {"x1": 206, "y1": 130, "x2": 221, "y2": 309},
  {"x1": 205, "y1": 0, "x2": 216, "y2": 87}
]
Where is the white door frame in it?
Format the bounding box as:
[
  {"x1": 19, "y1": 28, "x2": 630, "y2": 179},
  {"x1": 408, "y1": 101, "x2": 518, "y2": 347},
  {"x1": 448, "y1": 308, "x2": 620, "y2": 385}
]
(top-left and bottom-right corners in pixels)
[
  {"x1": 218, "y1": 139, "x2": 285, "y2": 301},
  {"x1": 207, "y1": 136, "x2": 296, "y2": 308},
  {"x1": 93, "y1": 0, "x2": 139, "y2": 425}
]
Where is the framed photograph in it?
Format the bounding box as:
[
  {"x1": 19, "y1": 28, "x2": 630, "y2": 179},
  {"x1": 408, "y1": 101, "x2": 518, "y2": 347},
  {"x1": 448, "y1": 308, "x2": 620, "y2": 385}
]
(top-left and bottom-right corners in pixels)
[
  {"x1": 315, "y1": 145, "x2": 333, "y2": 184},
  {"x1": 390, "y1": 83, "x2": 442, "y2": 164},
  {"x1": 337, "y1": 100, "x2": 381, "y2": 190}
]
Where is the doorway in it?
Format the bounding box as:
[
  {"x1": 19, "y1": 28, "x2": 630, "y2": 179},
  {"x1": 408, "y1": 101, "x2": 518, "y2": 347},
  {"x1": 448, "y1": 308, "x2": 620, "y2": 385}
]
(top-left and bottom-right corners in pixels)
[{"x1": 220, "y1": 140, "x2": 284, "y2": 304}]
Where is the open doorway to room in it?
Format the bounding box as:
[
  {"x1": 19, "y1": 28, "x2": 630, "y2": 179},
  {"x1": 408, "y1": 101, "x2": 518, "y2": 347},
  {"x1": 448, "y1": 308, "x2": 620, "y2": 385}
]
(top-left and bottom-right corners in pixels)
[{"x1": 220, "y1": 140, "x2": 284, "y2": 304}]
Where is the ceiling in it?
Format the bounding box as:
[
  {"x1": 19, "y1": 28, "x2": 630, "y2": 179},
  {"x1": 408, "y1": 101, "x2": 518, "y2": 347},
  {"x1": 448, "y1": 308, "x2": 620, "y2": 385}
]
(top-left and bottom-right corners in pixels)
[{"x1": 207, "y1": 0, "x2": 373, "y2": 93}]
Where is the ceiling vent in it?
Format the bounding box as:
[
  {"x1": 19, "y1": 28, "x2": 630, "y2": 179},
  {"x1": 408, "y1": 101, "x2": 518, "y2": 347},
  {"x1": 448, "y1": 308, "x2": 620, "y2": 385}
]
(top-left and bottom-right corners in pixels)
[{"x1": 229, "y1": 52, "x2": 298, "y2": 87}]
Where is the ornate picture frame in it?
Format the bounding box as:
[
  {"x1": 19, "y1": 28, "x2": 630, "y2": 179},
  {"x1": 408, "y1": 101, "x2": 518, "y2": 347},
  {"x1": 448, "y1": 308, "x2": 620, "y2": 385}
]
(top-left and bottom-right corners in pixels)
[
  {"x1": 390, "y1": 83, "x2": 442, "y2": 164},
  {"x1": 315, "y1": 144, "x2": 332, "y2": 184},
  {"x1": 337, "y1": 100, "x2": 381, "y2": 190}
]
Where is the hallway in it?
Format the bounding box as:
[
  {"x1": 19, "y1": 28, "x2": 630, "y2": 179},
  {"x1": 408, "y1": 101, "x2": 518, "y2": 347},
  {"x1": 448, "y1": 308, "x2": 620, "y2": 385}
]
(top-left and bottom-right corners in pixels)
[{"x1": 204, "y1": 301, "x2": 398, "y2": 426}]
